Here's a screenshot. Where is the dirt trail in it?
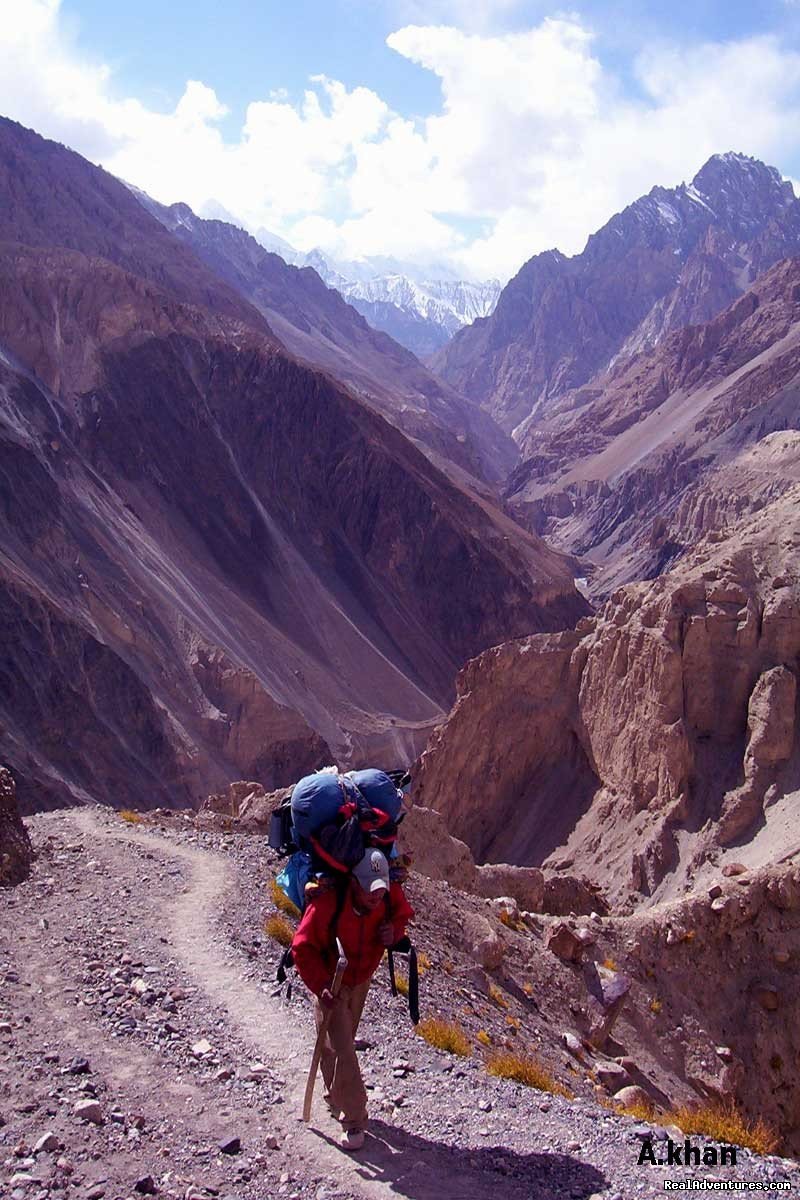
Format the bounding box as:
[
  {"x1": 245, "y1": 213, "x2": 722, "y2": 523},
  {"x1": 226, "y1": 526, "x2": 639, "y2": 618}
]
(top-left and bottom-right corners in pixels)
[
  {"x1": 4, "y1": 808, "x2": 796, "y2": 1200},
  {"x1": 67, "y1": 810, "x2": 531, "y2": 1200}
]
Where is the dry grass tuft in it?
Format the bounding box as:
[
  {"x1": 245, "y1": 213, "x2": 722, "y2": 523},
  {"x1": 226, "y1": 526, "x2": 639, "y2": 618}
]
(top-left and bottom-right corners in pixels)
[
  {"x1": 477, "y1": 1029, "x2": 492, "y2": 1046},
  {"x1": 602, "y1": 957, "x2": 618, "y2": 971},
  {"x1": 487, "y1": 1051, "x2": 572, "y2": 1098},
  {"x1": 395, "y1": 972, "x2": 410, "y2": 997},
  {"x1": 499, "y1": 910, "x2": 525, "y2": 931},
  {"x1": 488, "y1": 982, "x2": 509, "y2": 1008},
  {"x1": 614, "y1": 1097, "x2": 658, "y2": 1122},
  {"x1": 416, "y1": 951, "x2": 432, "y2": 976},
  {"x1": 417, "y1": 1018, "x2": 471, "y2": 1057},
  {"x1": 264, "y1": 915, "x2": 294, "y2": 947},
  {"x1": 119, "y1": 810, "x2": 144, "y2": 824},
  {"x1": 649, "y1": 998, "x2": 663, "y2": 1014},
  {"x1": 269, "y1": 878, "x2": 301, "y2": 918},
  {"x1": 670, "y1": 1101, "x2": 779, "y2": 1156},
  {"x1": 522, "y1": 981, "x2": 535, "y2": 998}
]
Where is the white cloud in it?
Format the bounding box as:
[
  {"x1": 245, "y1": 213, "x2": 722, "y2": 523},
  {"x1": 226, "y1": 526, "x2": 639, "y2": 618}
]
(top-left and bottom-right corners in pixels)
[{"x1": 2, "y1": 1, "x2": 800, "y2": 280}]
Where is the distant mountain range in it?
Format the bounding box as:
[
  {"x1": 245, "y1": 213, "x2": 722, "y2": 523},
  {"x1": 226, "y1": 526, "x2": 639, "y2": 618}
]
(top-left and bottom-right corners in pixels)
[{"x1": 250, "y1": 230, "x2": 501, "y2": 358}]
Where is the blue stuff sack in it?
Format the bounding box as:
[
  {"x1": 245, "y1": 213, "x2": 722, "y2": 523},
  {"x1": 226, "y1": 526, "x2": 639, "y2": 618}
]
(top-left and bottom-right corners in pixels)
[
  {"x1": 347, "y1": 769, "x2": 405, "y2": 821},
  {"x1": 276, "y1": 850, "x2": 313, "y2": 912},
  {"x1": 290, "y1": 771, "x2": 350, "y2": 844}
]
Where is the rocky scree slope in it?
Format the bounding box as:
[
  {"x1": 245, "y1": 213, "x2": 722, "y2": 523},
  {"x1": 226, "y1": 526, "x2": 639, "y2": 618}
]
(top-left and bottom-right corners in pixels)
[
  {"x1": 413, "y1": 496, "x2": 800, "y2": 914},
  {"x1": 0, "y1": 119, "x2": 586, "y2": 814},
  {"x1": 505, "y1": 255, "x2": 800, "y2": 596},
  {"x1": 433, "y1": 153, "x2": 800, "y2": 436},
  {"x1": 3, "y1": 805, "x2": 799, "y2": 1195}
]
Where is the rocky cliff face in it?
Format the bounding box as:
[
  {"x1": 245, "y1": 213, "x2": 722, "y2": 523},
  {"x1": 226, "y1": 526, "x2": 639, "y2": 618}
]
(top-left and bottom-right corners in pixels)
[
  {"x1": 505, "y1": 256, "x2": 800, "y2": 596},
  {"x1": 413, "y1": 498, "x2": 800, "y2": 912},
  {"x1": 433, "y1": 153, "x2": 800, "y2": 436},
  {"x1": 0, "y1": 119, "x2": 586, "y2": 813},
  {"x1": 0, "y1": 766, "x2": 32, "y2": 885}
]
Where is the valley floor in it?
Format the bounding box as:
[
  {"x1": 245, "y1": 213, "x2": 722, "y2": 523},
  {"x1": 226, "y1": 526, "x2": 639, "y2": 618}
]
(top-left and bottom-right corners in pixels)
[{"x1": 1, "y1": 810, "x2": 797, "y2": 1200}]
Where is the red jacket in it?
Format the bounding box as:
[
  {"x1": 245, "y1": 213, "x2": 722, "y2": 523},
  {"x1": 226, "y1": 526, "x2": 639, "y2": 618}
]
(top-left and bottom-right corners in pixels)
[{"x1": 292, "y1": 882, "x2": 414, "y2": 997}]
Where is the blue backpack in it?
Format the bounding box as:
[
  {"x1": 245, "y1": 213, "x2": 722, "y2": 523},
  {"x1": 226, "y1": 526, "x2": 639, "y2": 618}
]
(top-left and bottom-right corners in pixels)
[{"x1": 270, "y1": 768, "x2": 408, "y2": 912}]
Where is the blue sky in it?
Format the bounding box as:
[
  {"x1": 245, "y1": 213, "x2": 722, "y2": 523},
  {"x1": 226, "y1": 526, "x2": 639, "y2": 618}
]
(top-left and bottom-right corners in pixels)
[{"x1": 3, "y1": 1, "x2": 800, "y2": 279}]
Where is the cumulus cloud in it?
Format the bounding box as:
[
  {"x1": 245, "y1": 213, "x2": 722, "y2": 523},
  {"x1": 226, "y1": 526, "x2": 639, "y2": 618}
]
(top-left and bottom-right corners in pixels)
[{"x1": 2, "y1": 1, "x2": 800, "y2": 280}]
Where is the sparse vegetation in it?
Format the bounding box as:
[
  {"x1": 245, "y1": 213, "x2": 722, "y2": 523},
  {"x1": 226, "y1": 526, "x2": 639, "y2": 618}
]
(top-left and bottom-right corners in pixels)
[
  {"x1": 602, "y1": 957, "x2": 618, "y2": 971},
  {"x1": 670, "y1": 1101, "x2": 779, "y2": 1156},
  {"x1": 499, "y1": 909, "x2": 525, "y2": 931},
  {"x1": 417, "y1": 1018, "x2": 471, "y2": 1057},
  {"x1": 649, "y1": 997, "x2": 663, "y2": 1014},
  {"x1": 416, "y1": 951, "x2": 432, "y2": 975},
  {"x1": 486, "y1": 1051, "x2": 572, "y2": 1098},
  {"x1": 522, "y1": 981, "x2": 534, "y2": 998},
  {"x1": 119, "y1": 810, "x2": 144, "y2": 825},
  {"x1": 613, "y1": 1096, "x2": 658, "y2": 1122},
  {"x1": 264, "y1": 915, "x2": 294, "y2": 947},
  {"x1": 488, "y1": 982, "x2": 508, "y2": 1008},
  {"x1": 269, "y1": 878, "x2": 301, "y2": 918},
  {"x1": 395, "y1": 972, "x2": 410, "y2": 997},
  {"x1": 477, "y1": 1029, "x2": 492, "y2": 1046}
]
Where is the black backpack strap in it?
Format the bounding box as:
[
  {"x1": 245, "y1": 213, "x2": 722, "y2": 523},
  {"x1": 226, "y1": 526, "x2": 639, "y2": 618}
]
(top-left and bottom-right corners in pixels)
[
  {"x1": 408, "y1": 946, "x2": 419, "y2": 1025},
  {"x1": 276, "y1": 946, "x2": 294, "y2": 984},
  {"x1": 384, "y1": 893, "x2": 397, "y2": 996}
]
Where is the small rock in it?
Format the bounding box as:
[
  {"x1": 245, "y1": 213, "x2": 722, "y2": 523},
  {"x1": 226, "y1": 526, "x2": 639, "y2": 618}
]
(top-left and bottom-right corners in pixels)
[
  {"x1": 85, "y1": 1187, "x2": 106, "y2": 1200},
  {"x1": 214, "y1": 1067, "x2": 234, "y2": 1082},
  {"x1": 632, "y1": 1125, "x2": 655, "y2": 1140},
  {"x1": 710, "y1": 897, "x2": 728, "y2": 914},
  {"x1": 74, "y1": 1100, "x2": 103, "y2": 1125},
  {"x1": 722, "y1": 863, "x2": 747, "y2": 877},
  {"x1": 133, "y1": 1177, "x2": 158, "y2": 1196},
  {"x1": 478, "y1": 1100, "x2": 492, "y2": 1112},
  {"x1": 562, "y1": 1032, "x2": 584, "y2": 1059},
  {"x1": 33, "y1": 1131, "x2": 59, "y2": 1154},
  {"x1": 614, "y1": 1085, "x2": 653, "y2": 1109},
  {"x1": 708, "y1": 884, "x2": 723, "y2": 900},
  {"x1": 755, "y1": 985, "x2": 779, "y2": 1011},
  {"x1": 67, "y1": 1057, "x2": 91, "y2": 1076},
  {"x1": 264, "y1": 1136, "x2": 280, "y2": 1150},
  {"x1": 773, "y1": 948, "x2": 791, "y2": 966},
  {"x1": 547, "y1": 924, "x2": 584, "y2": 963},
  {"x1": 567, "y1": 1140, "x2": 581, "y2": 1152},
  {"x1": 715, "y1": 1046, "x2": 733, "y2": 1062},
  {"x1": 191, "y1": 1039, "x2": 214, "y2": 1059},
  {"x1": 244, "y1": 1062, "x2": 270, "y2": 1082},
  {"x1": 219, "y1": 1136, "x2": 241, "y2": 1156},
  {"x1": 595, "y1": 1062, "x2": 630, "y2": 1090}
]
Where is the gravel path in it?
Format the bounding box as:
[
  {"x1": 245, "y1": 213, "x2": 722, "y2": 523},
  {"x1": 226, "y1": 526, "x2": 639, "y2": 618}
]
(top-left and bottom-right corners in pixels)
[{"x1": 1, "y1": 808, "x2": 798, "y2": 1200}]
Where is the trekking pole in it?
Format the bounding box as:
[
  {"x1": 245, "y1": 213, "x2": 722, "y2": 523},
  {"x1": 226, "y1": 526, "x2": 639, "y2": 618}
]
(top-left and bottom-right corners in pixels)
[{"x1": 303, "y1": 937, "x2": 348, "y2": 1123}]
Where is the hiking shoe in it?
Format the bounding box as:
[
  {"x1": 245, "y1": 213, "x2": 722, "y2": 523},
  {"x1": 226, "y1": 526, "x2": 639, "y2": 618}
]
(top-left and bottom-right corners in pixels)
[{"x1": 339, "y1": 1129, "x2": 365, "y2": 1152}]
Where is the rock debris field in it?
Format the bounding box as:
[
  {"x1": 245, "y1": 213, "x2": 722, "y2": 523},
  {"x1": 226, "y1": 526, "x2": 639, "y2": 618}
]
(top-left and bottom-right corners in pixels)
[{"x1": 1, "y1": 808, "x2": 798, "y2": 1200}]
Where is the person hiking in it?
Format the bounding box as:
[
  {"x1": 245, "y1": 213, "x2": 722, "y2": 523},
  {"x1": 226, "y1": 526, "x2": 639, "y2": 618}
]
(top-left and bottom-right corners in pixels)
[{"x1": 291, "y1": 847, "x2": 414, "y2": 1151}]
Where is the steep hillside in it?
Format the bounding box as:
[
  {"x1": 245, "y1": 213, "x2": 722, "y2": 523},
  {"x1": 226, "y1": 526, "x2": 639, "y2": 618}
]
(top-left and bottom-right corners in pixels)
[
  {"x1": 0, "y1": 121, "x2": 586, "y2": 814},
  {"x1": 505, "y1": 256, "x2": 800, "y2": 593},
  {"x1": 433, "y1": 153, "x2": 800, "y2": 436},
  {"x1": 135, "y1": 195, "x2": 516, "y2": 486}
]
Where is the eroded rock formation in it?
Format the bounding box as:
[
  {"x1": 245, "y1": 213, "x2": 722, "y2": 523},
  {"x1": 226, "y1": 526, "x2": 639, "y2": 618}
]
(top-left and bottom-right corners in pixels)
[
  {"x1": 0, "y1": 766, "x2": 32, "y2": 885},
  {"x1": 414, "y1": 502, "x2": 800, "y2": 910}
]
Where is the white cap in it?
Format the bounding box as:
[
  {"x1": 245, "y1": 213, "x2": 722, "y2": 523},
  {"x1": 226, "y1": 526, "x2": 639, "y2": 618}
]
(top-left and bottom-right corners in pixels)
[{"x1": 352, "y1": 848, "x2": 389, "y2": 893}]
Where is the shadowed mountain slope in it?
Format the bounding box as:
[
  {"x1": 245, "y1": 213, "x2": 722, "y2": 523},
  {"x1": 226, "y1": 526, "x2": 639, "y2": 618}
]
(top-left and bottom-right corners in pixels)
[
  {"x1": 135, "y1": 193, "x2": 517, "y2": 486},
  {"x1": 0, "y1": 119, "x2": 586, "y2": 812}
]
